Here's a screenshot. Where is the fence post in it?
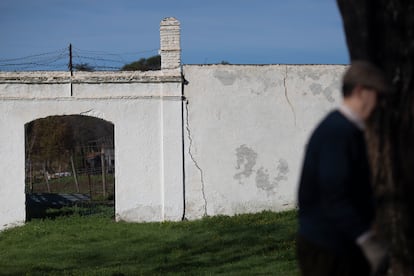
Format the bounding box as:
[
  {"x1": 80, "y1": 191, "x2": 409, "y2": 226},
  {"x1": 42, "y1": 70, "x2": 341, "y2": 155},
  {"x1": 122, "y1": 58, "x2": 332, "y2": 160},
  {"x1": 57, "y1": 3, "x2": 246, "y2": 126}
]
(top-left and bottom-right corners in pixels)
[
  {"x1": 43, "y1": 162, "x2": 50, "y2": 193},
  {"x1": 70, "y1": 153, "x2": 80, "y2": 193},
  {"x1": 101, "y1": 145, "x2": 106, "y2": 198}
]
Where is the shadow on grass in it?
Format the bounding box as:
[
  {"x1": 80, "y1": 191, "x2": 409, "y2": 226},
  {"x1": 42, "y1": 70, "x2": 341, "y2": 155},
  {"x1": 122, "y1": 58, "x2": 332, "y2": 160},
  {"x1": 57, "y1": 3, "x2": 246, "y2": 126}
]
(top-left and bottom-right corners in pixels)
[
  {"x1": 2, "y1": 209, "x2": 297, "y2": 275},
  {"x1": 25, "y1": 193, "x2": 114, "y2": 220},
  {"x1": 147, "y1": 211, "x2": 298, "y2": 275}
]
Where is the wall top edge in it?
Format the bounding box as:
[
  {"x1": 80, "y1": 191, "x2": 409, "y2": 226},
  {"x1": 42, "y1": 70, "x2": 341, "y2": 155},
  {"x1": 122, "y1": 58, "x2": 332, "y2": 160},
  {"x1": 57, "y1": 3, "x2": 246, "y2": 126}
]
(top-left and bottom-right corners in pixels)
[
  {"x1": 0, "y1": 70, "x2": 182, "y2": 84},
  {"x1": 160, "y1": 17, "x2": 180, "y2": 26},
  {"x1": 183, "y1": 64, "x2": 349, "y2": 67}
]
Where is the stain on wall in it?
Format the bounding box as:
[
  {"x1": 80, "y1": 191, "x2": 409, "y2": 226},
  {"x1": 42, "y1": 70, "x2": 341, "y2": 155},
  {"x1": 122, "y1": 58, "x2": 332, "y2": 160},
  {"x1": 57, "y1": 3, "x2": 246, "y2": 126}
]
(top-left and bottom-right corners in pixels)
[
  {"x1": 234, "y1": 144, "x2": 258, "y2": 183},
  {"x1": 275, "y1": 158, "x2": 289, "y2": 184},
  {"x1": 234, "y1": 144, "x2": 289, "y2": 195},
  {"x1": 255, "y1": 159, "x2": 289, "y2": 195},
  {"x1": 213, "y1": 70, "x2": 237, "y2": 86},
  {"x1": 322, "y1": 83, "x2": 336, "y2": 103},
  {"x1": 255, "y1": 167, "x2": 272, "y2": 192},
  {"x1": 310, "y1": 83, "x2": 323, "y2": 96},
  {"x1": 310, "y1": 82, "x2": 335, "y2": 103}
]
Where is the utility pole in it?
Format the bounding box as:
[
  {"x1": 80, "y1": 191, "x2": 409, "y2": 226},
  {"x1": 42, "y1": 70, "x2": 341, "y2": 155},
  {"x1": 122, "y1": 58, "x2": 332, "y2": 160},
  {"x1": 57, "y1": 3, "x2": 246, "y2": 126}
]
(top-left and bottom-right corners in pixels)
[
  {"x1": 69, "y1": 43, "x2": 73, "y2": 96},
  {"x1": 68, "y1": 44, "x2": 73, "y2": 76}
]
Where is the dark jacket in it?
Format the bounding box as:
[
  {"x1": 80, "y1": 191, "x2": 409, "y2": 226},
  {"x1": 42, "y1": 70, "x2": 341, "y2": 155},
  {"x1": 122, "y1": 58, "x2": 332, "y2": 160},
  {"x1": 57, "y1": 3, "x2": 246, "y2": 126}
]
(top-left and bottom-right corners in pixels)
[{"x1": 298, "y1": 110, "x2": 375, "y2": 253}]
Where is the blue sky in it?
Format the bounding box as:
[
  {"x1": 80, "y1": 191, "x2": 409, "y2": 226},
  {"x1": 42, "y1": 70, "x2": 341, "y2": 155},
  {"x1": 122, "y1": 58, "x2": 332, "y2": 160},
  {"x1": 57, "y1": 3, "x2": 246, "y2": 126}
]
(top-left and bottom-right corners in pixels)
[{"x1": 0, "y1": 0, "x2": 349, "y2": 70}]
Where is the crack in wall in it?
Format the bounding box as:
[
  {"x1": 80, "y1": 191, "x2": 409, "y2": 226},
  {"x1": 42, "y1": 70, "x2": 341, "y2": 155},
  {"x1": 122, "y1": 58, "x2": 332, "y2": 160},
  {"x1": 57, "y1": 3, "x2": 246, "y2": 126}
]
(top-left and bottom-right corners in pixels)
[
  {"x1": 185, "y1": 100, "x2": 208, "y2": 216},
  {"x1": 80, "y1": 109, "x2": 94, "y2": 115},
  {"x1": 283, "y1": 66, "x2": 297, "y2": 126}
]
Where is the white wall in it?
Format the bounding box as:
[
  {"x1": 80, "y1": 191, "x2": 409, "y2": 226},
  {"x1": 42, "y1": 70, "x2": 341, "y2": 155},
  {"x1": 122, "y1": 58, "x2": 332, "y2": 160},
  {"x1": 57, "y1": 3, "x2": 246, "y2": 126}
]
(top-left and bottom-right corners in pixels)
[
  {"x1": 0, "y1": 17, "x2": 184, "y2": 230},
  {"x1": 0, "y1": 71, "x2": 183, "y2": 230},
  {"x1": 182, "y1": 64, "x2": 346, "y2": 219},
  {"x1": 0, "y1": 64, "x2": 348, "y2": 230}
]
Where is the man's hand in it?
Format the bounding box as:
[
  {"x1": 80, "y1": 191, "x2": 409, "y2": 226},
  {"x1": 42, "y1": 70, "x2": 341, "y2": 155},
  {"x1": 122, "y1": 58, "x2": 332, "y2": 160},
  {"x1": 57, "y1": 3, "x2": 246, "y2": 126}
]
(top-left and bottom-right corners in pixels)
[{"x1": 357, "y1": 231, "x2": 389, "y2": 275}]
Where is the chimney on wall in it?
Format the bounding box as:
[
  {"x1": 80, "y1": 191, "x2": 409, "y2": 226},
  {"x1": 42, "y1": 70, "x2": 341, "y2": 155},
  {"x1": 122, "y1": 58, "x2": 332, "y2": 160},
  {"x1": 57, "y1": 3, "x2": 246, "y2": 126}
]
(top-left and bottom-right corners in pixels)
[{"x1": 160, "y1": 17, "x2": 181, "y2": 71}]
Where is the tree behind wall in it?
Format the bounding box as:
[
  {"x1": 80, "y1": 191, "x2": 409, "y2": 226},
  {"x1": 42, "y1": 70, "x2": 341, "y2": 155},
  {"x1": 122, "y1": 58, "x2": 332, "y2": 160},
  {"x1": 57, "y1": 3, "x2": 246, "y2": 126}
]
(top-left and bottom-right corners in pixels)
[
  {"x1": 25, "y1": 115, "x2": 114, "y2": 195},
  {"x1": 121, "y1": 55, "x2": 161, "y2": 71},
  {"x1": 337, "y1": 0, "x2": 414, "y2": 274}
]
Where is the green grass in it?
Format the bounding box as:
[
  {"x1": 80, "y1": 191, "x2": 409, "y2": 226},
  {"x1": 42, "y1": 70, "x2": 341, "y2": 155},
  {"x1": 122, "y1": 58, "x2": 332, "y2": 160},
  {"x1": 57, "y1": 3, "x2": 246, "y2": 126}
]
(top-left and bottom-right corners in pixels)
[
  {"x1": 0, "y1": 208, "x2": 298, "y2": 275},
  {"x1": 28, "y1": 174, "x2": 115, "y2": 200}
]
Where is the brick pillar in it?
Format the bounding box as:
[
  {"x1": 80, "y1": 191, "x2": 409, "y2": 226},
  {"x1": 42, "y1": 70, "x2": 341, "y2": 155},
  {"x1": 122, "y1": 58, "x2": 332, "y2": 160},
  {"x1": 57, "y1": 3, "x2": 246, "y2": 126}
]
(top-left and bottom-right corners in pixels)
[{"x1": 160, "y1": 17, "x2": 181, "y2": 71}]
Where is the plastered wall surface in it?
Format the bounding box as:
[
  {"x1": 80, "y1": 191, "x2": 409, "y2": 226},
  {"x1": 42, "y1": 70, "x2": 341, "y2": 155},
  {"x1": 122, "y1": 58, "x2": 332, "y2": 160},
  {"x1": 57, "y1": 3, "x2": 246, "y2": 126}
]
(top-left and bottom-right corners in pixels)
[
  {"x1": 0, "y1": 64, "x2": 348, "y2": 230},
  {"x1": 0, "y1": 71, "x2": 184, "y2": 231},
  {"x1": 182, "y1": 64, "x2": 346, "y2": 219},
  {"x1": 0, "y1": 17, "x2": 184, "y2": 231}
]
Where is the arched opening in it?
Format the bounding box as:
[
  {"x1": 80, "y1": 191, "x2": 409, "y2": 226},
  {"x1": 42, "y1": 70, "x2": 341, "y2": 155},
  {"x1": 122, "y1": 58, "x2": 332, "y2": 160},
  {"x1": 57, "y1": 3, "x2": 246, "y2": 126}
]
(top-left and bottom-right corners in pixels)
[{"x1": 24, "y1": 115, "x2": 115, "y2": 220}]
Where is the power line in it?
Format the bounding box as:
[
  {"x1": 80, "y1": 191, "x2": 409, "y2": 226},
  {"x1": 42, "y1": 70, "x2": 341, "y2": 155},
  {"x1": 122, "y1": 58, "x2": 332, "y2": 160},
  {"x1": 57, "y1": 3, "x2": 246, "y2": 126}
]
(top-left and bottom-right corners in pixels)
[
  {"x1": 0, "y1": 48, "x2": 67, "y2": 63},
  {"x1": 0, "y1": 45, "x2": 159, "y2": 72}
]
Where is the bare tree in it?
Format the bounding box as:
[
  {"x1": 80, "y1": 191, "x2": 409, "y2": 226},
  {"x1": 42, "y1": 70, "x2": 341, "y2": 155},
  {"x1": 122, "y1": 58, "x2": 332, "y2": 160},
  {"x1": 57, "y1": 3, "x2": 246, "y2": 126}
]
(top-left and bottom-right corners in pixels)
[{"x1": 337, "y1": 0, "x2": 414, "y2": 274}]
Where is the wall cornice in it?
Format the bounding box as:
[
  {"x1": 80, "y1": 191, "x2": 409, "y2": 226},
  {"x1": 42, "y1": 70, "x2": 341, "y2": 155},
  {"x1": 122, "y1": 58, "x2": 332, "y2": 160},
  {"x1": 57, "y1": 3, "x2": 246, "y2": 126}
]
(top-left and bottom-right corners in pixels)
[{"x1": 0, "y1": 70, "x2": 182, "y2": 84}]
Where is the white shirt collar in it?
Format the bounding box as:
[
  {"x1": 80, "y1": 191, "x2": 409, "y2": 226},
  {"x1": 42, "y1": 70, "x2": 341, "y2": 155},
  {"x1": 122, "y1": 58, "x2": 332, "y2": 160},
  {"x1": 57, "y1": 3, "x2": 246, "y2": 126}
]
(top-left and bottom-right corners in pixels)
[{"x1": 338, "y1": 104, "x2": 365, "y2": 130}]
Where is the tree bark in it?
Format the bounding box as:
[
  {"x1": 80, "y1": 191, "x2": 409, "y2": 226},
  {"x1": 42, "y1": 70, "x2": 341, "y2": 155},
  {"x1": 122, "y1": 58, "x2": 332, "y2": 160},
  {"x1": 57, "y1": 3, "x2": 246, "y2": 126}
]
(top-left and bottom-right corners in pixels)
[{"x1": 337, "y1": 0, "x2": 414, "y2": 274}]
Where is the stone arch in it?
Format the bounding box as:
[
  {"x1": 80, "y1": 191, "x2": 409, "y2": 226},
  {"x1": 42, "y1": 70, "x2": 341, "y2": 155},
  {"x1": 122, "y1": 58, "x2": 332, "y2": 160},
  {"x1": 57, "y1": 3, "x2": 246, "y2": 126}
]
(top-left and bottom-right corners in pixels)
[{"x1": 24, "y1": 114, "x2": 115, "y2": 220}]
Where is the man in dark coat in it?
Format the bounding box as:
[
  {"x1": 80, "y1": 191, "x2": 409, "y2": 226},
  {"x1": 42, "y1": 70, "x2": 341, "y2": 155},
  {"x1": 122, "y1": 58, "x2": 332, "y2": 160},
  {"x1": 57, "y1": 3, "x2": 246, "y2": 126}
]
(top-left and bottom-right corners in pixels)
[{"x1": 297, "y1": 61, "x2": 388, "y2": 276}]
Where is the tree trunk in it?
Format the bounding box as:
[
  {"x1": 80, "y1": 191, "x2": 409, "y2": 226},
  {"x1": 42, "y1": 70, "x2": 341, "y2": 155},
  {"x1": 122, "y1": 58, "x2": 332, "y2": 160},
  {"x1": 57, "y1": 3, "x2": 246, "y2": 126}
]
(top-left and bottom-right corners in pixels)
[{"x1": 337, "y1": 0, "x2": 414, "y2": 274}]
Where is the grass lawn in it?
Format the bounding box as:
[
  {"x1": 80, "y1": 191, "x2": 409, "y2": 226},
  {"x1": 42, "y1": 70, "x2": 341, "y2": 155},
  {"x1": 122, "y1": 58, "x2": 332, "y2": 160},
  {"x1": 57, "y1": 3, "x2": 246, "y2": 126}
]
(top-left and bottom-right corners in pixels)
[
  {"x1": 29, "y1": 174, "x2": 115, "y2": 200},
  {"x1": 0, "y1": 207, "x2": 298, "y2": 275}
]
